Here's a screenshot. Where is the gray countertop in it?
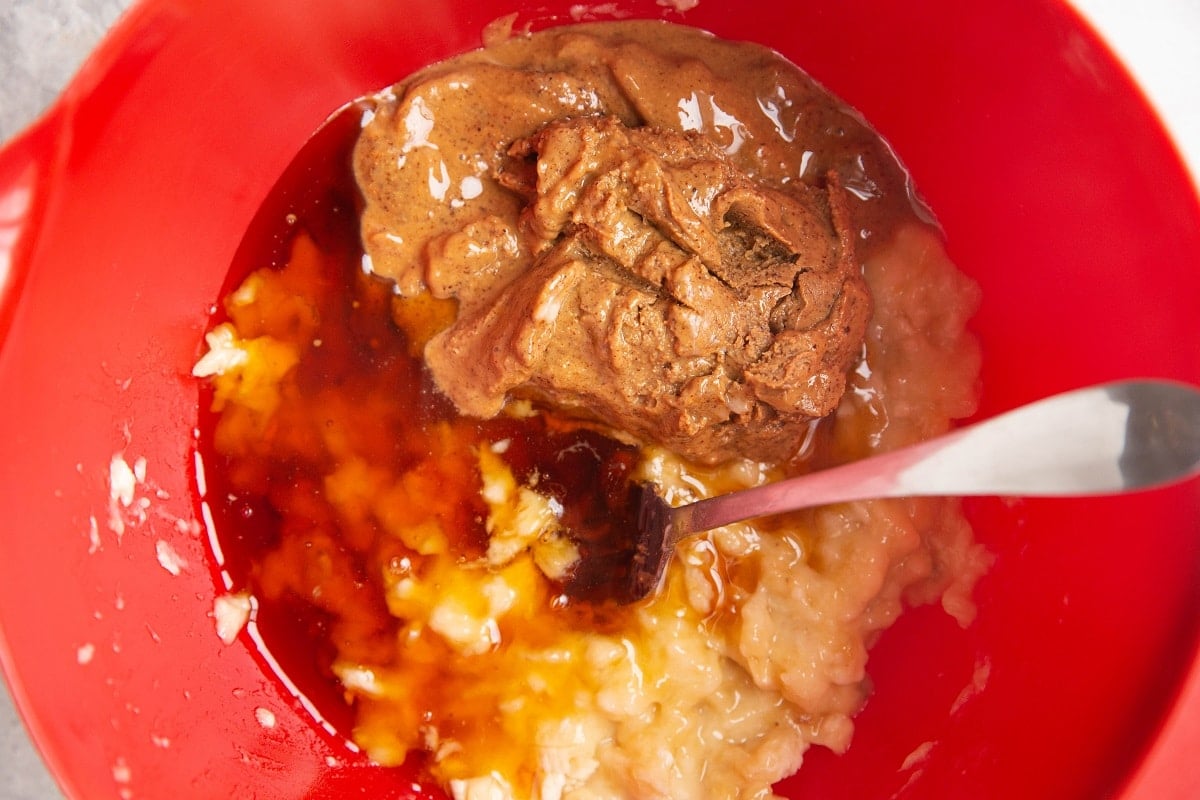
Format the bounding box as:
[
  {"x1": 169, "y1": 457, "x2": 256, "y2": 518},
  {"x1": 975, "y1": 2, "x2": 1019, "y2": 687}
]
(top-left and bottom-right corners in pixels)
[
  {"x1": 0, "y1": 0, "x2": 133, "y2": 143},
  {"x1": 0, "y1": 1, "x2": 1196, "y2": 799},
  {"x1": 0, "y1": 687, "x2": 61, "y2": 800}
]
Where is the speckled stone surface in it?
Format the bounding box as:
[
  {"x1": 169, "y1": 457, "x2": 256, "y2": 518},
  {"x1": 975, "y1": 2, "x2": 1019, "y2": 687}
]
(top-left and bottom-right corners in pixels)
[
  {"x1": 1, "y1": 4, "x2": 133, "y2": 798},
  {"x1": 0, "y1": 0, "x2": 133, "y2": 142},
  {"x1": 0, "y1": 684, "x2": 62, "y2": 800}
]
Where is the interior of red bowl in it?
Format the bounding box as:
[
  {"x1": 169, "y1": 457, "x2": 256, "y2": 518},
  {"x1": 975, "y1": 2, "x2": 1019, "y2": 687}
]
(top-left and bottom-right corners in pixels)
[{"x1": 0, "y1": 1, "x2": 1197, "y2": 798}]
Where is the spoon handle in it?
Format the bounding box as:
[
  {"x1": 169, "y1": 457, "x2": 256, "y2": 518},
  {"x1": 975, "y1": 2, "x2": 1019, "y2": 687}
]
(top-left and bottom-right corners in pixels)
[{"x1": 674, "y1": 380, "x2": 1200, "y2": 536}]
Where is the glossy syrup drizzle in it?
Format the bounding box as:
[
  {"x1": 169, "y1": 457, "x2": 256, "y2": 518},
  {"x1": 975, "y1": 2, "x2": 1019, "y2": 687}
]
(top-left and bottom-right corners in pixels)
[{"x1": 198, "y1": 103, "x2": 649, "y2": 754}]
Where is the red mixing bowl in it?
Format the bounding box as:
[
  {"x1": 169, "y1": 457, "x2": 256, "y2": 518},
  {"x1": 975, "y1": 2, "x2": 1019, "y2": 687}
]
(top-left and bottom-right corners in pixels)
[{"x1": 1, "y1": 1, "x2": 1197, "y2": 798}]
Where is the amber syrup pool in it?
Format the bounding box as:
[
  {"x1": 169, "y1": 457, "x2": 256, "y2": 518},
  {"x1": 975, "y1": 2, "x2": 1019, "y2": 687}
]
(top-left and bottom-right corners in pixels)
[{"x1": 197, "y1": 104, "x2": 647, "y2": 754}]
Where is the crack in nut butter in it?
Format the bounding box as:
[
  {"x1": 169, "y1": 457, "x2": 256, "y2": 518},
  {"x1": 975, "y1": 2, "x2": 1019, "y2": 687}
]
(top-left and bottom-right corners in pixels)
[{"x1": 355, "y1": 20, "x2": 918, "y2": 464}]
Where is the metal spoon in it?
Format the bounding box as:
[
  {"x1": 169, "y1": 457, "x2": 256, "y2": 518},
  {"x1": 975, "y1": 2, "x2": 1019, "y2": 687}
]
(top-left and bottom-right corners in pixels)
[{"x1": 629, "y1": 379, "x2": 1200, "y2": 601}]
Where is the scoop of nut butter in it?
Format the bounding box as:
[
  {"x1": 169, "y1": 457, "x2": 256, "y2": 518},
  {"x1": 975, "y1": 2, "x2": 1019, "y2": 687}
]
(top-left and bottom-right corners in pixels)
[{"x1": 355, "y1": 21, "x2": 900, "y2": 465}]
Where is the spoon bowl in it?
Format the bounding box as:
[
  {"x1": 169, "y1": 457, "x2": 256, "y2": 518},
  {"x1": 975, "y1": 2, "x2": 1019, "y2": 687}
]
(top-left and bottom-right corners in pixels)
[{"x1": 626, "y1": 380, "x2": 1200, "y2": 600}]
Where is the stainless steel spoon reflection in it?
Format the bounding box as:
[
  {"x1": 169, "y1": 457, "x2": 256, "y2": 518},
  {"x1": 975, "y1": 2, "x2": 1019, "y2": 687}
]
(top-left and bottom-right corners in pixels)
[{"x1": 629, "y1": 379, "x2": 1200, "y2": 602}]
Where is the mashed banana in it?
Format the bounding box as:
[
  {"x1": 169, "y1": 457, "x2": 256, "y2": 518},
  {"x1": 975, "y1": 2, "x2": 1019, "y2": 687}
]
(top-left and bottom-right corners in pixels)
[{"x1": 198, "y1": 19, "x2": 989, "y2": 800}]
